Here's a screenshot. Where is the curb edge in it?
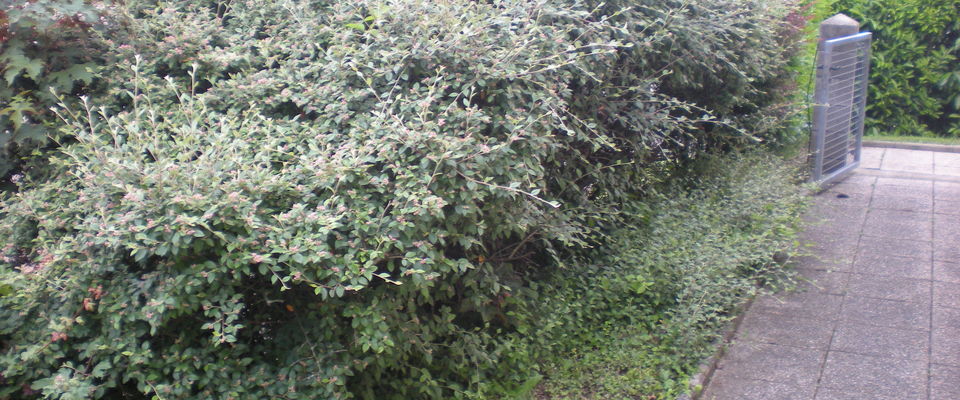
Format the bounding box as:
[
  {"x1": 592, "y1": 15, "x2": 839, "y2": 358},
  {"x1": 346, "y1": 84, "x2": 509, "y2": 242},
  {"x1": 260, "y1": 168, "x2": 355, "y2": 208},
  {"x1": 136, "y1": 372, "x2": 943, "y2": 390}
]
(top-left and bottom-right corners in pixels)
[{"x1": 862, "y1": 140, "x2": 960, "y2": 153}]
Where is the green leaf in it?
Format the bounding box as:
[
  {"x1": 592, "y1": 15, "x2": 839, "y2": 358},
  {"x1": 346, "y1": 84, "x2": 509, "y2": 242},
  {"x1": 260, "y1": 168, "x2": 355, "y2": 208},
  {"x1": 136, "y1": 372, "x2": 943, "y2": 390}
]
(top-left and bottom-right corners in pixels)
[
  {"x1": 92, "y1": 361, "x2": 112, "y2": 378},
  {"x1": 46, "y1": 63, "x2": 98, "y2": 89}
]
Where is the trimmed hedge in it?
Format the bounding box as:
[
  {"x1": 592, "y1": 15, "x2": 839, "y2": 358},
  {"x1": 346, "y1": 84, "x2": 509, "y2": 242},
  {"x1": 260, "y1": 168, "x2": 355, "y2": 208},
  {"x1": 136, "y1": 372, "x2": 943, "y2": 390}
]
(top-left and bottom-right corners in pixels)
[
  {"x1": 831, "y1": 0, "x2": 960, "y2": 137},
  {"x1": 1, "y1": 0, "x2": 807, "y2": 399}
]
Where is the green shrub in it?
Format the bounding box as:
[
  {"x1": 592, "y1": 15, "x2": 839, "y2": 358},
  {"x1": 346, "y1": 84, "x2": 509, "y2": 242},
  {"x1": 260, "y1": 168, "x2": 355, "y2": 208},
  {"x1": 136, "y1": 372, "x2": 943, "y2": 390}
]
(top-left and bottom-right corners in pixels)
[
  {"x1": 516, "y1": 153, "x2": 807, "y2": 399},
  {"x1": 0, "y1": 0, "x2": 807, "y2": 399},
  {"x1": 831, "y1": 0, "x2": 960, "y2": 137}
]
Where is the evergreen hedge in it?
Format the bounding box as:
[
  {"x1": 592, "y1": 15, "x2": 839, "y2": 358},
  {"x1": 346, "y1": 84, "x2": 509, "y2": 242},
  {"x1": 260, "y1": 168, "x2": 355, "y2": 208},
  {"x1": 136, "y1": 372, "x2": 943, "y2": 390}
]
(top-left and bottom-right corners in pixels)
[{"x1": 831, "y1": 0, "x2": 960, "y2": 137}]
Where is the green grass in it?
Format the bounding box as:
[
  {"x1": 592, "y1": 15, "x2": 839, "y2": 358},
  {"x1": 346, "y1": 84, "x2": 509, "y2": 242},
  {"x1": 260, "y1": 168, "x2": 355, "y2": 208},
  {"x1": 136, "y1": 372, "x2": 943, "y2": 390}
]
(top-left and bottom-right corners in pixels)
[{"x1": 863, "y1": 134, "x2": 960, "y2": 146}]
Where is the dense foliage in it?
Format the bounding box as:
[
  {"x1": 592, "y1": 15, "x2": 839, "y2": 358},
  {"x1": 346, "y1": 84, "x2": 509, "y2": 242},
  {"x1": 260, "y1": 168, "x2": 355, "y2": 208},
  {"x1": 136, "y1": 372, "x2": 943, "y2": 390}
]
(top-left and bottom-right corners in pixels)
[
  {"x1": 523, "y1": 154, "x2": 806, "y2": 399},
  {"x1": 1, "y1": 0, "x2": 808, "y2": 399},
  {"x1": 0, "y1": 0, "x2": 118, "y2": 178},
  {"x1": 831, "y1": 0, "x2": 960, "y2": 137}
]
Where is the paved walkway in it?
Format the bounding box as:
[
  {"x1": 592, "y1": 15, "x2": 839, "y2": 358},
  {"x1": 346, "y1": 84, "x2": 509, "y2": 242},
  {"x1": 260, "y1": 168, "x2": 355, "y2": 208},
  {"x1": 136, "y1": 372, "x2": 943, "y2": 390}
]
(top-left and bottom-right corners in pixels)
[{"x1": 701, "y1": 146, "x2": 960, "y2": 399}]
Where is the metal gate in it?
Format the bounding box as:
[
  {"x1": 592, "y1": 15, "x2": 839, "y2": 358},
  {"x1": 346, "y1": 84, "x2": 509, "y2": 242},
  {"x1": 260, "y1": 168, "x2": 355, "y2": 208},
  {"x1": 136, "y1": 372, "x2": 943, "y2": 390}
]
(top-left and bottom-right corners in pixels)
[{"x1": 811, "y1": 32, "x2": 872, "y2": 184}]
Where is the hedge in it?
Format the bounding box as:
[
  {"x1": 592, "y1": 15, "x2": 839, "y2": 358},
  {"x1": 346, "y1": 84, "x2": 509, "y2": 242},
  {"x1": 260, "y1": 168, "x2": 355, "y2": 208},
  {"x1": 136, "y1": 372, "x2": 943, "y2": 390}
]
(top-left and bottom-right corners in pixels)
[
  {"x1": 831, "y1": 0, "x2": 960, "y2": 137},
  {"x1": 1, "y1": 0, "x2": 806, "y2": 398}
]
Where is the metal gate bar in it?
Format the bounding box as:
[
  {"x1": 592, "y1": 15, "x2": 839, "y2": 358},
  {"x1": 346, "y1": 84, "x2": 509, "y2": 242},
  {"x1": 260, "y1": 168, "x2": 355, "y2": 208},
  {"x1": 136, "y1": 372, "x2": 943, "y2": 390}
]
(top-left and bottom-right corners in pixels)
[{"x1": 812, "y1": 32, "x2": 872, "y2": 185}]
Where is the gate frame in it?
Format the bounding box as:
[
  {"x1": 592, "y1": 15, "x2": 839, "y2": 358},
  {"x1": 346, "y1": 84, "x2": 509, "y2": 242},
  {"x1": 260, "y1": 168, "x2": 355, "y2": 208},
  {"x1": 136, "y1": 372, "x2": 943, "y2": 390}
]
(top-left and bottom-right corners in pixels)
[{"x1": 811, "y1": 31, "x2": 872, "y2": 186}]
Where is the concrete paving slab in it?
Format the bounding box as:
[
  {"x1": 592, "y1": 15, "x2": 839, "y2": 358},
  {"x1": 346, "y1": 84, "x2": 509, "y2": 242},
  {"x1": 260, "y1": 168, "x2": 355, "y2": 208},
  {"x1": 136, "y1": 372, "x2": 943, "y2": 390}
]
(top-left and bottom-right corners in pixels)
[
  {"x1": 934, "y1": 152, "x2": 960, "y2": 176},
  {"x1": 933, "y1": 215, "x2": 960, "y2": 234},
  {"x1": 939, "y1": 236, "x2": 960, "y2": 262},
  {"x1": 703, "y1": 148, "x2": 960, "y2": 400},
  {"x1": 702, "y1": 369, "x2": 816, "y2": 400},
  {"x1": 934, "y1": 240, "x2": 960, "y2": 263},
  {"x1": 804, "y1": 206, "x2": 863, "y2": 225},
  {"x1": 932, "y1": 306, "x2": 960, "y2": 329},
  {"x1": 752, "y1": 291, "x2": 844, "y2": 321},
  {"x1": 846, "y1": 273, "x2": 930, "y2": 303},
  {"x1": 935, "y1": 166, "x2": 960, "y2": 177},
  {"x1": 803, "y1": 227, "x2": 859, "y2": 249},
  {"x1": 814, "y1": 387, "x2": 903, "y2": 400},
  {"x1": 813, "y1": 188, "x2": 875, "y2": 205},
  {"x1": 934, "y1": 198, "x2": 960, "y2": 215},
  {"x1": 884, "y1": 148, "x2": 935, "y2": 163},
  {"x1": 933, "y1": 209, "x2": 960, "y2": 221},
  {"x1": 802, "y1": 225, "x2": 862, "y2": 244},
  {"x1": 852, "y1": 254, "x2": 931, "y2": 280},
  {"x1": 933, "y1": 151, "x2": 960, "y2": 164},
  {"x1": 805, "y1": 237, "x2": 860, "y2": 260},
  {"x1": 930, "y1": 363, "x2": 960, "y2": 399},
  {"x1": 872, "y1": 186, "x2": 933, "y2": 205},
  {"x1": 936, "y1": 158, "x2": 960, "y2": 167},
  {"x1": 931, "y1": 308, "x2": 960, "y2": 366},
  {"x1": 838, "y1": 173, "x2": 879, "y2": 185},
  {"x1": 735, "y1": 312, "x2": 835, "y2": 349},
  {"x1": 818, "y1": 351, "x2": 927, "y2": 399},
  {"x1": 829, "y1": 177, "x2": 875, "y2": 190},
  {"x1": 875, "y1": 176, "x2": 933, "y2": 190},
  {"x1": 804, "y1": 206, "x2": 866, "y2": 236},
  {"x1": 933, "y1": 260, "x2": 960, "y2": 284},
  {"x1": 838, "y1": 295, "x2": 930, "y2": 331},
  {"x1": 895, "y1": 165, "x2": 936, "y2": 175},
  {"x1": 858, "y1": 235, "x2": 932, "y2": 260},
  {"x1": 715, "y1": 342, "x2": 825, "y2": 386},
  {"x1": 830, "y1": 322, "x2": 929, "y2": 361},
  {"x1": 818, "y1": 189, "x2": 873, "y2": 207},
  {"x1": 933, "y1": 280, "x2": 960, "y2": 309},
  {"x1": 796, "y1": 268, "x2": 850, "y2": 295},
  {"x1": 880, "y1": 149, "x2": 935, "y2": 174},
  {"x1": 862, "y1": 209, "x2": 932, "y2": 241},
  {"x1": 869, "y1": 194, "x2": 933, "y2": 213},
  {"x1": 931, "y1": 328, "x2": 960, "y2": 367},
  {"x1": 887, "y1": 163, "x2": 935, "y2": 174},
  {"x1": 859, "y1": 147, "x2": 883, "y2": 169},
  {"x1": 828, "y1": 177, "x2": 876, "y2": 193},
  {"x1": 934, "y1": 181, "x2": 960, "y2": 199},
  {"x1": 809, "y1": 200, "x2": 870, "y2": 216},
  {"x1": 792, "y1": 253, "x2": 855, "y2": 272}
]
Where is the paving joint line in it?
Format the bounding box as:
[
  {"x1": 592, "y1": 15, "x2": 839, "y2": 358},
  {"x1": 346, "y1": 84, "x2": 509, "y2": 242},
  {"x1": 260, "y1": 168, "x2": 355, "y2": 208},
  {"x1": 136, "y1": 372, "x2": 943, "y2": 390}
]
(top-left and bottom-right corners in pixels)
[
  {"x1": 927, "y1": 176, "x2": 935, "y2": 400},
  {"x1": 825, "y1": 348, "x2": 928, "y2": 362},
  {"x1": 862, "y1": 141, "x2": 960, "y2": 154},
  {"x1": 750, "y1": 308, "x2": 837, "y2": 323},
  {"x1": 705, "y1": 373, "x2": 810, "y2": 388},
  {"x1": 733, "y1": 338, "x2": 826, "y2": 351},
  {"x1": 813, "y1": 176, "x2": 871, "y2": 397},
  {"x1": 838, "y1": 292, "x2": 932, "y2": 306},
  {"x1": 856, "y1": 168, "x2": 960, "y2": 183}
]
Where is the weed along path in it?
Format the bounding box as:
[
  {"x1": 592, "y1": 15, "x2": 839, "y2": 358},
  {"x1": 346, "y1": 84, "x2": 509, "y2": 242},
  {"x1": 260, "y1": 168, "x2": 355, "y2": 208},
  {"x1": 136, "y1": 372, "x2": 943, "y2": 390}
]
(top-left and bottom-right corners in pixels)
[{"x1": 700, "y1": 145, "x2": 960, "y2": 399}]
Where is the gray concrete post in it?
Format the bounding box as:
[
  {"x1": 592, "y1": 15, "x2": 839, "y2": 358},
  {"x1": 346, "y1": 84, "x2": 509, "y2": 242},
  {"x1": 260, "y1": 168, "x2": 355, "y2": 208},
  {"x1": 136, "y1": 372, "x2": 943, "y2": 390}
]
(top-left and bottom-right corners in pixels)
[{"x1": 820, "y1": 13, "x2": 860, "y2": 41}]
